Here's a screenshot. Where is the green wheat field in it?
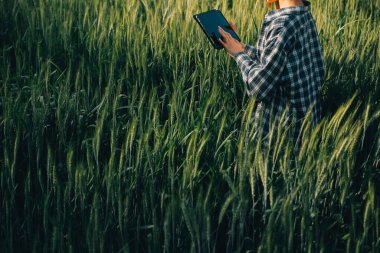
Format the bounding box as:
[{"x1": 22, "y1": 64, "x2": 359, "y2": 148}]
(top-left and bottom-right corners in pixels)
[{"x1": 1, "y1": 0, "x2": 379, "y2": 252}]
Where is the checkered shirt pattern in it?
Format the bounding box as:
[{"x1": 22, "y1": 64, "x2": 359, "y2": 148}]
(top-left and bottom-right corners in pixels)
[{"x1": 233, "y1": 0, "x2": 325, "y2": 147}]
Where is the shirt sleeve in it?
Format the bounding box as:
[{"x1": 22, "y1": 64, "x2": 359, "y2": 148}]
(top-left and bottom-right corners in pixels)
[
  {"x1": 243, "y1": 44, "x2": 259, "y2": 62},
  {"x1": 233, "y1": 25, "x2": 293, "y2": 103}
]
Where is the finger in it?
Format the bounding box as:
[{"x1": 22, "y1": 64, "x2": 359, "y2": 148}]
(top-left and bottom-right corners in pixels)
[
  {"x1": 218, "y1": 26, "x2": 231, "y2": 38},
  {"x1": 218, "y1": 26, "x2": 227, "y2": 36},
  {"x1": 229, "y1": 21, "x2": 237, "y2": 31},
  {"x1": 218, "y1": 38, "x2": 227, "y2": 48}
]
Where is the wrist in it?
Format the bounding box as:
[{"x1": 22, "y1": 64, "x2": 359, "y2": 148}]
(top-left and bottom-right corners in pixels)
[
  {"x1": 233, "y1": 45, "x2": 245, "y2": 57},
  {"x1": 233, "y1": 51, "x2": 245, "y2": 60}
]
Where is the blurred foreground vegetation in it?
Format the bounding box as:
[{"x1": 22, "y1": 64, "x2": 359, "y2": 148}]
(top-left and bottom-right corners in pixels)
[{"x1": 0, "y1": 0, "x2": 379, "y2": 252}]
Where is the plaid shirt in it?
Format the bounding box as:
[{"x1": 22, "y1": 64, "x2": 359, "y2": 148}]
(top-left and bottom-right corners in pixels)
[{"x1": 233, "y1": 0, "x2": 325, "y2": 148}]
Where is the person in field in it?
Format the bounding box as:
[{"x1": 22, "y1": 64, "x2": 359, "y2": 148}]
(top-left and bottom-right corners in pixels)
[{"x1": 218, "y1": 0, "x2": 325, "y2": 150}]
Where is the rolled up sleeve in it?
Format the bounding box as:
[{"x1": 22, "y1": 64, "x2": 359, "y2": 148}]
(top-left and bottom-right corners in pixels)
[{"x1": 233, "y1": 25, "x2": 293, "y2": 103}]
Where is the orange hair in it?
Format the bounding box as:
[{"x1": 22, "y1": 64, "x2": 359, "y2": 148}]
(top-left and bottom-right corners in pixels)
[{"x1": 267, "y1": 0, "x2": 280, "y2": 9}]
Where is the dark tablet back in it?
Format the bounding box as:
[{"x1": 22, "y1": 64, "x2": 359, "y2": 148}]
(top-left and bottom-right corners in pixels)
[{"x1": 193, "y1": 9, "x2": 241, "y2": 50}]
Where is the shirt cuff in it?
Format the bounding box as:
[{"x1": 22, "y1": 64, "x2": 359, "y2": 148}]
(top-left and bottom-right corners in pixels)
[
  {"x1": 233, "y1": 51, "x2": 246, "y2": 62},
  {"x1": 244, "y1": 44, "x2": 258, "y2": 59},
  {"x1": 233, "y1": 51, "x2": 253, "y2": 68}
]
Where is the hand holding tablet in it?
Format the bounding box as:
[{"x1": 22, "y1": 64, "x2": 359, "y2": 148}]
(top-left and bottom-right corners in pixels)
[
  {"x1": 217, "y1": 25, "x2": 245, "y2": 57},
  {"x1": 193, "y1": 9, "x2": 242, "y2": 50}
]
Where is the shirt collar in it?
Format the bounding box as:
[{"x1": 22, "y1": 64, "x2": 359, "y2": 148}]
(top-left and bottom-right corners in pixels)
[{"x1": 264, "y1": 0, "x2": 311, "y2": 23}]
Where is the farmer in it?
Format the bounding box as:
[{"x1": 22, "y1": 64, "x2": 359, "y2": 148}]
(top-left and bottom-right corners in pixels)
[{"x1": 218, "y1": 0, "x2": 325, "y2": 150}]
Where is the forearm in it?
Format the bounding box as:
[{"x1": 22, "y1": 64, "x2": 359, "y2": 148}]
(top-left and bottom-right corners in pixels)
[
  {"x1": 233, "y1": 52, "x2": 262, "y2": 98},
  {"x1": 233, "y1": 48, "x2": 286, "y2": 103}
]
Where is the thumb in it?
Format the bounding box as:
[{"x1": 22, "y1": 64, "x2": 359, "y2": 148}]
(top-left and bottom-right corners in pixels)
[{"x1": 228, "y1": 21, "x2": 238, "y2": 34}]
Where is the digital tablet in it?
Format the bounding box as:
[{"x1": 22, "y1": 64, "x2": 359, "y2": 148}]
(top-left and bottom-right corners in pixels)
[{"x1": 193, "y1": 9, "x2": 241, "y2": 50}]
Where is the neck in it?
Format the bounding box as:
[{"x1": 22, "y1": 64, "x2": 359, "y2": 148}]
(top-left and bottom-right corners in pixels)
[{"x1": 277, "y1": 0, "x2": 304, "y2": 9}]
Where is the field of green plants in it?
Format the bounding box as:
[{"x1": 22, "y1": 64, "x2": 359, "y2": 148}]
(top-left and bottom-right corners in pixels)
[{"x1": 1, "y1": 0, "x2": 379, "y2": 252}]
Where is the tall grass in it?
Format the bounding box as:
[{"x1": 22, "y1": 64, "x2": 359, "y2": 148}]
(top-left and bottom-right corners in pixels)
[{"x1": 1, "y1": 0, "x2": 379, "y2": 252}]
